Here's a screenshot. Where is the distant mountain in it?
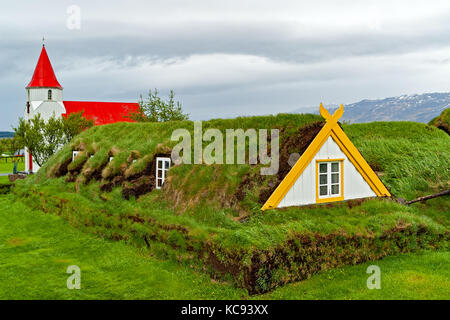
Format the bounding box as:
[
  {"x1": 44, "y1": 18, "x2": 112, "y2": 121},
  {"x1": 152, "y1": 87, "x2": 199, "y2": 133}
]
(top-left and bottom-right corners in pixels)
[
  {"x1": 295, "y1": 92, "x2": 450, "y2": 123},
  {"x1": 0, "y1": 132, "x2": 14, "y2": 139}
]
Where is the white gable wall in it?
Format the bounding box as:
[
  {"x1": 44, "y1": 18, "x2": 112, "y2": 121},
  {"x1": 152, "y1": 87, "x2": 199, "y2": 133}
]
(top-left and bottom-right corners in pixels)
[
  {"x1": 30, "y1": 101, "x2": 66, "y2": 120},
  {"x1": 278, "y1": 135, "x2": 376, "y2": 207}
]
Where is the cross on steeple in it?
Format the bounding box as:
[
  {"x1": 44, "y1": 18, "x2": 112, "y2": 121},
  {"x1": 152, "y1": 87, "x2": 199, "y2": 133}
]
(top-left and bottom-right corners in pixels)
[{"x1": 42, "y1": 36, "x2": 45, "y2": 46}]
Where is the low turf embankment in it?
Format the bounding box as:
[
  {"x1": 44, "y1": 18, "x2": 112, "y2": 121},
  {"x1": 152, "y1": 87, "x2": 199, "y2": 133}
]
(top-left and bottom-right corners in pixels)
[
  {"x1": 1, "y1": 194, "x2": 449, "y2": 299},
  {"x1": 429, "y1": 108, "x2": 449, "y2": 135},
  {"x1": 13, "y1": 114, "x2": 450, "y2": 293}
]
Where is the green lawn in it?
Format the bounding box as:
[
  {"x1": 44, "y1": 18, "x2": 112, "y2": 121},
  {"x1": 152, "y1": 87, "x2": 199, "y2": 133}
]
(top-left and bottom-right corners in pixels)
[
  {"x1": 261, "y1": 251, "x2": 450, "y2": 300},
  {"x1": 0, "y1": 194, "x2": 448, "y2": 300},
  {"x1": 0, "y1": 158, "x2": 24, "y2": 174},
  {"x1": 0, "y1": 195, "x2": 244, "y2": 300},
  {"x1": 0, "y1": 176, "x2": 9, "y2": 184}
]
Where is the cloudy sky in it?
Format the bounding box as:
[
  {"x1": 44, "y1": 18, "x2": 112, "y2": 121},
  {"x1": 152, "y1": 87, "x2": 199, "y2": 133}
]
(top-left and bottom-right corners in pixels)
[{"x1": 1, "y1": 0, "x2": 450, "y2": 130}]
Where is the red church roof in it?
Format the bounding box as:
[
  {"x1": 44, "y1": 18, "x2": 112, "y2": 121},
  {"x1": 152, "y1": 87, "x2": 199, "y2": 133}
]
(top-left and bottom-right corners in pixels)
[
  {"x1": 27, "y1": 45, "x2": 63, "y2": 89},
  {"x1": 62, "y1": 101, "x2": 139, "y2": 125}
]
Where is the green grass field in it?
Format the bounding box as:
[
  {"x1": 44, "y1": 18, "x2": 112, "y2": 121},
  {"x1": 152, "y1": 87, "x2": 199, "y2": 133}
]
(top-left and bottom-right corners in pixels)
[
  {"x1": 4, "y1": 114, "x2": 449, "y2": 298},
  {"x1": 0, "y1": 194, "x2": 448, "y2": 300},
  {"x1": 0, "y1": 158, "x2": 24, "y2": 174},
  {"x1": 10, "y1": 115, "x2": 450, "y2": 294},
  {"x1": 262, "y1": 251, "x2": 450, "y2": 300},
  {"x1": 0, "y1": 195, "x2": 243, "y2": 299},
  {"x1": 0, "y1": 176, "x2": 9, "y2": 184}
]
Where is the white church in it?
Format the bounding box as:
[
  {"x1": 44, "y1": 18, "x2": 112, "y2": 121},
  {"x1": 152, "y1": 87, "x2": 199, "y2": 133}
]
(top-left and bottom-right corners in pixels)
[{"x1": 25, "y1": 45, "x2": 139, "y2": 173}]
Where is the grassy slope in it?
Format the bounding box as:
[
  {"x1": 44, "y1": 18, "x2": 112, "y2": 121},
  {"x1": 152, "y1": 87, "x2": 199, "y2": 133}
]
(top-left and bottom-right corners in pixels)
[
  {"x1": 0, "y1": 195, "x2": 244, "y2": 299},
  {"x1": 38, "y1": 117, "x2": 449, "y2": 206},
  {"x1": 24, "y1": 118, "x2": 449, "y2": 241},
  {"x1": 10, "y1": 115, "x2": 450, "y2": 293},
  {"x1": 38, "y1": 113, "x2": 323, "y2": 181},
  {"x1": 344, "y1": 121, "x2": 450, "y2": 200},
  {"x1": 33, "y1": 116, "x2": 449, "y2": 215},
  {"x1": 0, "y1": 194, "x2": 448, "y2": 299},
  {"x1": 428, "y1": 108, "x2": 449, "y2": 134}
]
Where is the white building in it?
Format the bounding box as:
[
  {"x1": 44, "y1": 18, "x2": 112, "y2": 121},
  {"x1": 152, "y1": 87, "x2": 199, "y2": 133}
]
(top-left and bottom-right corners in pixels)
[
  {"x1": 262, "y1": 105, "x2": 391, "y2": 209},
  {"x1": 25, "y1": 45, "x2": 139, "y2": 173}
]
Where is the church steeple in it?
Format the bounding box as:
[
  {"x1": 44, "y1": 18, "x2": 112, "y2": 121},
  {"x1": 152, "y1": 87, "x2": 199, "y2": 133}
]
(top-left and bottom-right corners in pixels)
[{"x1": 26, "y1": 45, "x2": 62, "y2": 89}]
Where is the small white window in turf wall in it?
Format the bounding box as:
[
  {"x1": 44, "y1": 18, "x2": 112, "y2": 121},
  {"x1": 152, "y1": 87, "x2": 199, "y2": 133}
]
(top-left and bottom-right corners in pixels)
[
  {"x1": 156, "y1": 157, "x2": 171, "y2": 189},
  {"x1": 317, "y1": 160, "x2": 343, "y2": 199},
  {"x1": 72, "y1": 151, "x2": 80, "y2": 161}
]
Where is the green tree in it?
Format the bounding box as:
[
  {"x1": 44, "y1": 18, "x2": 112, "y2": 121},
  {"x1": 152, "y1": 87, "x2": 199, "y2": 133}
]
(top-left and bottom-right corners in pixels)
[
  {"x1": 4, "y1": 137, "x2": 24, "y2": 157},
  {"x1": 130, "y1": 89, "x2": 189, "y2": 122},
  {"x1": 62, "y1": 112, "x2": 95, "y2": 144},
  {"x1": 0, "y1": 139, "x2": 6, "y2": 156},
  {"x1": 14, "y1": 112, "x2": 93, "y2": 167}
]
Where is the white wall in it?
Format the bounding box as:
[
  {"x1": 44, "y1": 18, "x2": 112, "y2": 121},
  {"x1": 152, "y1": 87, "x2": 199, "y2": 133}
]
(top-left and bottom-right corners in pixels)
[
  {"x1": 27, "y1": 88, "x2": 63, "y2": 102},
  {"x1": 25, "y1": 87, "x2": 65, "y2": 173},
  {"x1": 278, "y1": 135, "x2": 376, "y2": 207},
  {"x1": 29, "y1": 101, "x2": 66, "y2": 121}
]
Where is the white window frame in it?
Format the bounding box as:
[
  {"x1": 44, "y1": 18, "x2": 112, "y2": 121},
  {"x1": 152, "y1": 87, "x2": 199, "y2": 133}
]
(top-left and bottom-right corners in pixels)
[
  {"x1": 155, "y1": 157, "x2": 171, "y2": 189},
  {"x1": 317, "y1": 160, "x2": 342, "y2": 199},
  {"x1": 109, "y1": 156, "x2": 114, "y2": 162},
  {"x1": 72, "y1": 151, "x2": 80, "y2": 161}
]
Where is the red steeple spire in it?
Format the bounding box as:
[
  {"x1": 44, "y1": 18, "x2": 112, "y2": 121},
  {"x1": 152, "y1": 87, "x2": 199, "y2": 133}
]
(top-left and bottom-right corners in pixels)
[{"x1": 26, "y1": 45, "x2": 62, "y2": 89}]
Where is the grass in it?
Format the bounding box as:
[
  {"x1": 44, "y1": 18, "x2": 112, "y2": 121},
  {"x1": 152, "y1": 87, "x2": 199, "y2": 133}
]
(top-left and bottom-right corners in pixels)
[
  {"x1": 0, "y1": 158, "x2": 24, "y2": 174},
  {"x1": 12, "y1": 115, "x2": 450, "y2": 292},
  {"x1": 0, "y1": 176, "x2": 10, "y2": 184},
  {"x1": 0, "y1": 195, "x2": 244, "y2": 299},
  {"x1": 344, "y1": 121, "x2": 450, "y2": 200},
  {"x1": 260, "y1": 251, "x2": 450, "y2": 300},
  {"x1": 0, "y1": 194, "x2": 448, "y2": 299},
  {"x1": 428, "y1": 108, "x2": 449, "y2": 134}
]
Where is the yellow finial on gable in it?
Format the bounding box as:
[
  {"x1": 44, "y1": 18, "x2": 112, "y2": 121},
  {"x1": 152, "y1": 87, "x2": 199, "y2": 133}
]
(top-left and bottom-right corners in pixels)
[{"x1": 319, "y1": 103, "x2": 344, "y2": 123}]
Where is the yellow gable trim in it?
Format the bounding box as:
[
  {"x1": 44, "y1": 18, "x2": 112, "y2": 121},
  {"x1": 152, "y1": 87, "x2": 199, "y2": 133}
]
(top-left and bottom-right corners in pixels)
[
  {"x1": 261, "y1": 104, "x2": 390, "y2": 211},
  {"x1": 329, "y1": 126, "x2": 390, "y2": 197}
]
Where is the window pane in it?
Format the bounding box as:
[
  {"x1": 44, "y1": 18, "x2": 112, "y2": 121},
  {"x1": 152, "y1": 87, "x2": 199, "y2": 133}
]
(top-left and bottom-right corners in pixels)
[
  {"x1": 331, "y1": 162, "x2": 339, "y2": 172},
  {"x1": 319, "y1": 174, "x2": 327, "y2": 185},
  {"x1": 319, "y1": 163, "x2": 327, "y2": 173},
  {"x1": 331, "y1": 184, "x2": 339, "y2": 195},
  {"x1": 331, "y1": 173, "x2": 339, "y2": 184},
  {"x1": 320, "y1": 186, "x2": 328, "y2": 196},
  {"x1": 158, "y1": 160, "x2": 163, "y2": 169},
  {"x1": 157, "y1": 178, "x2": 162, "y2": 187},
  {"x1": 165, "y1": 161, "x2": 170, "y2": 169}
]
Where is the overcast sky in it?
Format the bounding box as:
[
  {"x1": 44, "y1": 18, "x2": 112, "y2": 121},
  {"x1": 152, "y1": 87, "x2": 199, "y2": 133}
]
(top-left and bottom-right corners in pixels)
[{"x1": 1, "y1": 0, "x2": 450, "y2": 130}]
